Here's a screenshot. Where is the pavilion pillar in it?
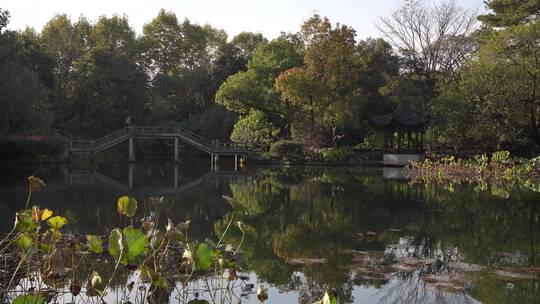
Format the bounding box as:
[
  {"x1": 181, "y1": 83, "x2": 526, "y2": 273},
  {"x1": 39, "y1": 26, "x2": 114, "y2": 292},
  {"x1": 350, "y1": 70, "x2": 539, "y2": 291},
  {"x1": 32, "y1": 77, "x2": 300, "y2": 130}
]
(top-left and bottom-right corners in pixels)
[
  {"x1": 129, "y1": 137, "x2": 135, "y2": 162},
  {"x1": 174, "y1": 137, "x2": 179, "y2": 162},
  {"x1": 397, "y1": 131, "x2": 402, "y2": 152},
  {"x1": 210, "y1": 154, "x2": 219, "y2": 172},
  {"x1": 128, "y1": 163, "x2": 135, "y2": 188},
  {"x1": 407, "y1": 131, "x2": 412, "y2": 152},
  {"x1": 174, "y1": 164, "x2": 179, "y2": 188}
]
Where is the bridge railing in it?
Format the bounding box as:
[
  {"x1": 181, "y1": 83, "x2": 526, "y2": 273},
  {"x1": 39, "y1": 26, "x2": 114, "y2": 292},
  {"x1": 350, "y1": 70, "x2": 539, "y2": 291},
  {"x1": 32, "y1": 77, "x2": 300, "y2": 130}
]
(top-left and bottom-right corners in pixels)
[
  {"x1": 93, "y1": 127, "x2": 130, "y2": 148},
  {"x1": 210, "y1": 141, "x2": 249, "y2": 151},
  {"x1": 128, "y1": 126, "x2": 214, "y2": 147},
  {"x1": 175, "y1": 126, "x2": 213, "y2": 146},
  {"x1": 67, "y1": 125, "x2": 251, "y2": 153},
  {"x1": 69, "y1": 140, "x2": 93, "y2": 149}
]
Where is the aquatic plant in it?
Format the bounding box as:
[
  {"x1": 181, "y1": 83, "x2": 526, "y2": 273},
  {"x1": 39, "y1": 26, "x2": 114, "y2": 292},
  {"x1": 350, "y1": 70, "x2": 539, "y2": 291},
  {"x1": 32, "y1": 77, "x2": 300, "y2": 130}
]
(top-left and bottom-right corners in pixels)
[
  {"x1": 405, "y1": 151, "x2": 540, "y2": 197},
  {"x1": 0, "y1": 177, "x2": 251, "y2": 304}
]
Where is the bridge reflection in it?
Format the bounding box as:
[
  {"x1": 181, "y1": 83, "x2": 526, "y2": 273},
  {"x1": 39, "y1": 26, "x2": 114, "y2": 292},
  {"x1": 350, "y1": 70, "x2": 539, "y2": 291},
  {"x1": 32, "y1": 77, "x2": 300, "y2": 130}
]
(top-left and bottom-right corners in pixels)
[{"x1": 65, "y1": 163, "x2": 247, "y2": 198}]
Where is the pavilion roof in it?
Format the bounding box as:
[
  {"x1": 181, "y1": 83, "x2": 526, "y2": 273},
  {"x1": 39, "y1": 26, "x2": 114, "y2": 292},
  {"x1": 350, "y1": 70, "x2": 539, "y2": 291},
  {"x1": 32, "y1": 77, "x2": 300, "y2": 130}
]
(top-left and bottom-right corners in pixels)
[{"x1": 371, "y1": 103, "x2": 427, "y2": 128}]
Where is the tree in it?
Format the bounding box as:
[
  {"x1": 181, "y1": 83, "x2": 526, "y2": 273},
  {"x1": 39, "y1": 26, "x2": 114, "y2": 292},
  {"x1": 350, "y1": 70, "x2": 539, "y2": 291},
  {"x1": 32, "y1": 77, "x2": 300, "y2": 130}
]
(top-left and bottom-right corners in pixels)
[
  {"x1": 16, "y1": 28, "x2": 55, "y2": 89},
  {"x1": 56, "y1": 16, "x2": 148, "y2": 137},
  {"x1": 479, "y1": 0, "x2": 540, "y2": 27},
  {"x1": 142, "y1": 12, "x2": 233, "y2": 123},
  {"x1": 90, "y1": 15, "x2": 137, "y2": 56},
  {"x1": 356, "y1": 38, "x2": 399, "y2": 114},
  {"x1": 230, "y1": 110, "x2": 279, "y2": 147},
  {"x1": 0, "y1": 61, "x2": 51, "y2": 135},
  {"x1": 231, "y1": 32, "x2": 267, "y2": 60},
  {"x1": 276, "y1": 16, "x2": 396, "y2": 147},
  {"x1": 377, "y1": 0, "x2": 478, "y2": 111},
  {"x1": 140, "y1": 9, "x2": 182, "y2": 75},
  {"x1": 41, "y1": 15, "x2": 91, "y2": 78},
  {"x1": 216, "y1": 38, "x2": 303, "y2": 136},
  {"x1": 0, "y1": 8, "x2": 9, "y2": 32},
  {"x1": 40, "y1": 15, "x2": 91, "y2": 131},
  {"x1": 63, "y1": 49, "x2": 148, "y2": 137},
  {"x1": 0, "y1": 12, "x2": 50, "y2": 135},
  {"x1": 458, "y1": 20, "x2": 540, "y2": 149}
]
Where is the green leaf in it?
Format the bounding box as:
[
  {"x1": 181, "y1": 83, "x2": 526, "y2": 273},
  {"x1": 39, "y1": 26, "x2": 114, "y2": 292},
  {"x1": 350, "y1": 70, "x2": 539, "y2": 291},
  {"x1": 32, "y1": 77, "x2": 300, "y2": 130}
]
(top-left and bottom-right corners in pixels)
[
  {"x1": 122, "y1": 227, "x2": 148, "y2": 264},
  {"x1": 15, "y1": 234, "x2": 33, "y2": 252},
  {"x1": 47, "y1": 216, "x2": 67, "y2": 229},
  {"x1": 117, "y1": 196, "x2": 138, "y2": 217},
  {"x1": 40, "y1": 243, "x2": 51, "y2": 254},
  {"x1": 13, "y1": 293, "x2": 45, "y2": 304},
  {"x1": 140, "y1": 265, "x2": 169, "y2": 288},
  {"x1": 86, "y1": 235, "x2": 103, "y2": 254},
  {"x1": 14, "y1": 210, "x2": 35, "y2": 232},
  {"x1": 108, "y1": 227, "x2": 148, "y2": 265},
  {"x1": 108, "y1": 228, "x2": 124, "y2": 263},
  {"x1": 195, "y1": 243, "x2": 214, "y2": 271}
]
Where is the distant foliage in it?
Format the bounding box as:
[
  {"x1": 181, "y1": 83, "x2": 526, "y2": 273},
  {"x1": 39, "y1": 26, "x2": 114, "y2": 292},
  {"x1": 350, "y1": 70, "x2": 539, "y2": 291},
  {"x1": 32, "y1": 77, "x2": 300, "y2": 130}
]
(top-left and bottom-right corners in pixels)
[
  {"x1": 230, "y1": 111, "x2": 279, "y2": 148},
  {"x1": 405, "y1": 151, "x2": 540, "y2": 198},
  {"x1": 0, "y1": 136, "x2": 65, "y2": 162},
  {"x1": 310, "y1": 147, "x2": 350, "y2": 163},
  {"x1": 269, "y1": 140, "x2": 305, "y2": 161}
]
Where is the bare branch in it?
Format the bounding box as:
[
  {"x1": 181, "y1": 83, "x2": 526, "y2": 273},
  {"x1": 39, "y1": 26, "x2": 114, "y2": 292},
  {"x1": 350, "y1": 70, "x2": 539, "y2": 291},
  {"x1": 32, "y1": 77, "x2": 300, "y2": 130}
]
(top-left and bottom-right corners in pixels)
[{"x1": 376, "y1": 0, "x2": 479, "y2": 75}]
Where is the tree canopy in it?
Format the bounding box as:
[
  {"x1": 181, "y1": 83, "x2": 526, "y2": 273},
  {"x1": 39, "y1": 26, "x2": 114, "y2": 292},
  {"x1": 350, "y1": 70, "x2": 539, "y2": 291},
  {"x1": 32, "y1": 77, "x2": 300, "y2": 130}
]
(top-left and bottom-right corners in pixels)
[
  {"x1": 479, "y1": 0, "x2": 540, "y2": 27},
  {"x1": 1, "y1": 1, "x2": 539, "y2": 155}
]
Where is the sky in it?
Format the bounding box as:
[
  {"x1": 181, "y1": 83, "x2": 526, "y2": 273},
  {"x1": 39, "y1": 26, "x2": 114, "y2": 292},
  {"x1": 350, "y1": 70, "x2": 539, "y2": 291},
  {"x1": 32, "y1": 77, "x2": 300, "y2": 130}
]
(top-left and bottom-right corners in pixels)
[{"x1": 2, "y1": 0, "x2": 487, "y2": 40}]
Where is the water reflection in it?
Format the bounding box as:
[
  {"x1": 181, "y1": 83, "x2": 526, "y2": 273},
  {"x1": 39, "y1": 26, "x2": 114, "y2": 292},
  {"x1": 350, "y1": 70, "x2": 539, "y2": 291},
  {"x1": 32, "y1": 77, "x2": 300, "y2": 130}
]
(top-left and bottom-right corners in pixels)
[{"x1": 0, "y1": 162, "x2": 538, "y2": 303}]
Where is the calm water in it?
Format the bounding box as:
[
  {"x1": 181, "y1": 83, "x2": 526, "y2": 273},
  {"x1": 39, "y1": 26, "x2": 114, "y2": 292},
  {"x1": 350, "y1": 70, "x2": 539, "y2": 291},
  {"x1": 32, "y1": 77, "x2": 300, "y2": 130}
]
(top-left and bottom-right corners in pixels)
[{"x1": 0, "y1": 158, "x2": 539, "y2": 303}]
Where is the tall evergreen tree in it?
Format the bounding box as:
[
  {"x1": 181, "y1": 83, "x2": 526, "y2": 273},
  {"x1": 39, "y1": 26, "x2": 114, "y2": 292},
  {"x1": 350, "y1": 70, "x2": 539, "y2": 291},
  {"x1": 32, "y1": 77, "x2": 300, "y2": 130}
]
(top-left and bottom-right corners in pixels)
[{"x1": 479, "y1": 0, "x2": 540, "y2": 27}]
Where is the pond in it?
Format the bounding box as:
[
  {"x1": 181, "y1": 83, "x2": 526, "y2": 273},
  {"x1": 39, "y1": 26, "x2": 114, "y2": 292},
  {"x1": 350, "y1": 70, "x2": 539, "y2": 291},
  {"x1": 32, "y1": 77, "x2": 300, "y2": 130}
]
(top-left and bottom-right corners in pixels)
[{"x1": 0, "y1": 158, "x2": 539, "y2": 303}]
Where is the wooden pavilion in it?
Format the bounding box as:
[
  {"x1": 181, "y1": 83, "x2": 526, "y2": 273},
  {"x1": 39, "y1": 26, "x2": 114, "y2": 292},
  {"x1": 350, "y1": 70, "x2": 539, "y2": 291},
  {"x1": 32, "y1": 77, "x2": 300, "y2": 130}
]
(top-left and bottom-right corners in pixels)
[{"x1": 371, "y1": 103, "x2": 427, "y2": 165}]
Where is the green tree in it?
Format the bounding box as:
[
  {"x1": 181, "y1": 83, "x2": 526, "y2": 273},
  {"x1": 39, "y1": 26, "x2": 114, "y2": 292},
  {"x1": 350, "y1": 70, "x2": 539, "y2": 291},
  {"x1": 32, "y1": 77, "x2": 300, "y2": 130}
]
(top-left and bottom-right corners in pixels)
[
  {"x1": 41, "y1": 15, "x2": 91, "y2": 77},
  {"x1": 142, "y1": 12, "x2": 233, "y2": 123},
  {"x1": 0, "y1": 13, "x2": 50, "y2": 135},
  {"x1": 479, "y1": 0, "x2": 540, "y2": 27},
  {"x1": 277, "y1": 16, "x2": 397, "y2": 147},
  {"x1": 231, "y1": 31, "x2": 267, "y2": 60},
  {"x1": 40, "y1": 15, "x2": 91, "y2": 132},
  {"x1": 58, "y1": 16, "x2": 148, "y2": 137},
  {"x1": 230, "y1": 110, "x2": 279, "y2": 147},
  {"x1": 216, "y1": 38, "x2": 303, "y2": 137},
  {"x1": 64, "y1": 50, "x2": 148, "y2": 137},
  {"x1": 140, "y1": 9, "x2": 182, "y2": 75},
  {"x1": 453, "y1": 20, "x2": 540, "y2": 149},
  {"x1": 90, "y1": 15, "x2": 137, "y2": 56}
]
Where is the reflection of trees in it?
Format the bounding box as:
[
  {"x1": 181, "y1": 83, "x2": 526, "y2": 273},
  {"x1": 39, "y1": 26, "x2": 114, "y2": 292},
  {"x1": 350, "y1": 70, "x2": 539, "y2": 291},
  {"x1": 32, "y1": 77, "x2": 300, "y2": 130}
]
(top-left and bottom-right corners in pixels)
[
  {"x1": 469, "y1": 272, "x2": 540, "y2": 304},
  {"x1": 216, "y1": 167, "x2": 424, "y2": 303},
  {"x1": 378, "y1": 272, "x2": 478, "y2": 304},
  {"x1": 416, "y1": 183, "x2": 540, "y2": 268},
  {"x1": 216, "y1": 167, "x2": 540, "y2": 303}
]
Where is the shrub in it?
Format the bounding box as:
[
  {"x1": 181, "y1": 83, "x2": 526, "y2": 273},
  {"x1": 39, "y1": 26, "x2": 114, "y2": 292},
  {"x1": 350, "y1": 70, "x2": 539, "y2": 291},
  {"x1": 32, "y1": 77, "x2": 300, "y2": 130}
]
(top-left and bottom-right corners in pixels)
[
  {"x1": 311, "y1": 147, "x2": 350, "y2": 163},
  {"x1": 0, "y1": 136, "x2": 66, "y2": 163},
  {"x1": 230, "y1": 111, "x2": 279, "y2": 149},
  {"x1": 269, "y1": 140, "x2": 305, "y2": 161}
]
